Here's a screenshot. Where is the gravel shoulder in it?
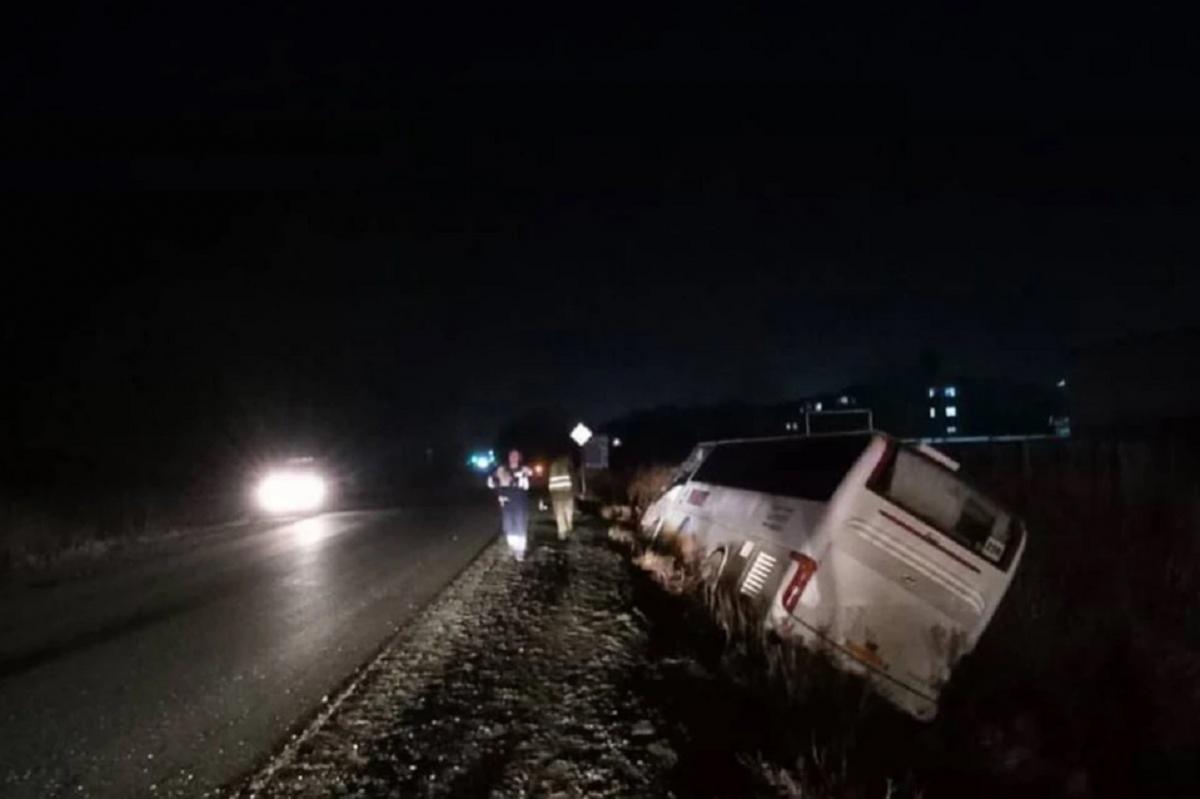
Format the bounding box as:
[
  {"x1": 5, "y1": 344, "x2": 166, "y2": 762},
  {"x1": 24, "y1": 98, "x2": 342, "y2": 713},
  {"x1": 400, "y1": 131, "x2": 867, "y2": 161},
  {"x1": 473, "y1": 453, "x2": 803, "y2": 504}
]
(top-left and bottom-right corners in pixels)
[{"x1": 232, "y1": 517, "x2": 684, "y2": 798}]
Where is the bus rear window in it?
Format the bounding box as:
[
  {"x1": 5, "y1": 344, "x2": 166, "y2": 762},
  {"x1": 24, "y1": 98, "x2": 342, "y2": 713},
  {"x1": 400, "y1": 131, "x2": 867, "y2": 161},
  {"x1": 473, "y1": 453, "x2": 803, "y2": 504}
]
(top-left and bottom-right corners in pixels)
[{"x1": 871, "y1": 446, "x2": 1019, "y2": 569}]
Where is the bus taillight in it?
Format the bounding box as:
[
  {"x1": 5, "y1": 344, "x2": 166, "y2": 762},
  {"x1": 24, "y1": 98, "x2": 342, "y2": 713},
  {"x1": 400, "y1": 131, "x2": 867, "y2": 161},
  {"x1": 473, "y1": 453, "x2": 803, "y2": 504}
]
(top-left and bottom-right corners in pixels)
[{"x1": 781, "y1": 553, "x2": 818, "y2": 613}]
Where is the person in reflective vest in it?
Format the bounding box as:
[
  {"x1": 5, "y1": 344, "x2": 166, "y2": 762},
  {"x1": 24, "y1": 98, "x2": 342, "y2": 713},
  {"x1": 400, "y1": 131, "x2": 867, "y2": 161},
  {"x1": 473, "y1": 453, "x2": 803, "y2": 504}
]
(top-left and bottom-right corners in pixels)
[
  {"x1": 548, "y1": 455, "x2": 575, "y2": 539},
  {"x1": 488, "y1": 449, "x2": 532, "y2": 559}
]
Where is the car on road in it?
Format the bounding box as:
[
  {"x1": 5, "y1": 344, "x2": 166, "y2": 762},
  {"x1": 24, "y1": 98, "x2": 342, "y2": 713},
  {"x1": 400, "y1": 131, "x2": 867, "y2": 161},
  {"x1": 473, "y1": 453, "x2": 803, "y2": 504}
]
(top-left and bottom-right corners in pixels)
[
  {"x1": 641, "y1": 431, "x2": 1027, "y2": 720},
  {"x1": 251, "y1": 456, "x2": 332, "y2": 517}
]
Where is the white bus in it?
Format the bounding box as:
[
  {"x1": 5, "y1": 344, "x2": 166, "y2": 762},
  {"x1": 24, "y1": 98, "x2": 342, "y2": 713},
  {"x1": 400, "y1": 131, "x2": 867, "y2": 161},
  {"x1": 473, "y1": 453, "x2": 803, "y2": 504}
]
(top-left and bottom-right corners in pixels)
[{"x1": 641, "y1": 432, "x2": 1026, "y2": 720}]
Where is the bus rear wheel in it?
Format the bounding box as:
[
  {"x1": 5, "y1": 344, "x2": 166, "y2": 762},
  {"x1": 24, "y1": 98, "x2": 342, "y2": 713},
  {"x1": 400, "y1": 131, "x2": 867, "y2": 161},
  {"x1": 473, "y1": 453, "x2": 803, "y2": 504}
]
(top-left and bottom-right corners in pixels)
[{"x1": 700, "y1": 547, "x2": 730, "y2": 606}]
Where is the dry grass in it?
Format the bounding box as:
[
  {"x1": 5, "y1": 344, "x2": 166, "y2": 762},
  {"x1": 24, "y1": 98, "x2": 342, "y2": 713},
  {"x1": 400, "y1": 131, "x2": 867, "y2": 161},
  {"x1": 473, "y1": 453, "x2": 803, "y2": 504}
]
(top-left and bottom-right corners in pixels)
[
  {"x1": 628, "y1": 464, "x2": 676, "y2": 515},
  {"x1": 742, "y1": 749, "x2": 918, "y2": 799},
  {"x1": 600, "y1": 504, "x2": 638, "y2": 524},
  {"x1": 932, "y1": 436, "x2": 1200, "y2": 793},
  {"x1": 633, "y1": 549, "x2": 697, "y2": 596},
  {"x1": 606, "y1": 524, "x2": 636, "y2": 548},
  {"x1": 0, "y1": 502, "x2": 99, "y2": 572},
  {"x1": 0, "y1": 490, "x2": 237, "y2": 576}
]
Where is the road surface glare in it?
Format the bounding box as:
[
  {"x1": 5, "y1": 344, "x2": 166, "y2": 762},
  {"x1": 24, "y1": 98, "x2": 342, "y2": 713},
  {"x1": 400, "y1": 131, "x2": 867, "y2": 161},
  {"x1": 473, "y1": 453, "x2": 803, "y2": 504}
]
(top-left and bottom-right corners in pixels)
[{"x1": 0, "y1": 506, "x2": 496, "y2": 797}]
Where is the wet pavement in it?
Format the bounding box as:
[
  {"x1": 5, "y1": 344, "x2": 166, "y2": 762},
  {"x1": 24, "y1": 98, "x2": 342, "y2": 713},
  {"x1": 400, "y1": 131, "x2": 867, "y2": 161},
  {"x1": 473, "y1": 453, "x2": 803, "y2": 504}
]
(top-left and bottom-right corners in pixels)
[{"x1": 0, "y1": 506, "x2": 498, "y2": 798}]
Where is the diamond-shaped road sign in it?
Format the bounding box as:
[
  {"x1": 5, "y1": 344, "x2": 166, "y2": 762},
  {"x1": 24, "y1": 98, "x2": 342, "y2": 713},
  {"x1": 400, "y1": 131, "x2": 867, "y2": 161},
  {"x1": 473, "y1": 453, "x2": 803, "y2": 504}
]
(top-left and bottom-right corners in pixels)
[{"x1": 570, "y1": 422, "x2": 593, "y2": 447}]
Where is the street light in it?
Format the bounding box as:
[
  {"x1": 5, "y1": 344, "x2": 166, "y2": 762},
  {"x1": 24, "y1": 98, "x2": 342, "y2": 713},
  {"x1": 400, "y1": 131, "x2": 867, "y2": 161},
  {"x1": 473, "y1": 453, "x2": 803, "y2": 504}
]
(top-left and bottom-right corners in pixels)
[{"x1": 468, "y1": 450, "x2": 496, "y2": 472}]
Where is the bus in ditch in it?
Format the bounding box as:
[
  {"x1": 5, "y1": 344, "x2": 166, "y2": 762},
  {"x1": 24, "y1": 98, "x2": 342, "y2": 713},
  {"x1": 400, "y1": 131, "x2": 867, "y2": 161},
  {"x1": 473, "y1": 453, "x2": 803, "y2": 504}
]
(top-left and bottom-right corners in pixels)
[{"x1": 640, "y1": 431, "x2": 1027, "y2": 720}]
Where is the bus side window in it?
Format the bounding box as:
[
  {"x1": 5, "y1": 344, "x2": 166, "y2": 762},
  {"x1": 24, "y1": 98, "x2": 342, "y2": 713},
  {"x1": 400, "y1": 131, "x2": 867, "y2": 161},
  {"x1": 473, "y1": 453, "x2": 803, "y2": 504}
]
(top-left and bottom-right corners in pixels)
[{"x1": 692, "y1": 436, "x2": 868, "y2": 501}]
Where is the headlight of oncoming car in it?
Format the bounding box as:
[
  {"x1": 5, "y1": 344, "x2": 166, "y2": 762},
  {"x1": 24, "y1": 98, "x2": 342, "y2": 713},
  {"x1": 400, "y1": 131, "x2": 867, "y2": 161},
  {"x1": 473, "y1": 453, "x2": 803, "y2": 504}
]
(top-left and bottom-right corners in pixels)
[{"x1": 255, "y1": 470, "x2": 327, "y2": 515}]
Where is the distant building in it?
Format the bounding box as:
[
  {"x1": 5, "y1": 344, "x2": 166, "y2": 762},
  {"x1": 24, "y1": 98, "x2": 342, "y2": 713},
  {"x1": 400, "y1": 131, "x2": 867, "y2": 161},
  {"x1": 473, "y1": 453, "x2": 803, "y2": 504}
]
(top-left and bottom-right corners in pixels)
[
  {"x1": 923, "y1": 382, "x2": 963, "y2": 437},
  {"x1": 778, "y1": 376, "x2": 1066, "y2": 440},
  {"x1": 604, "y1": 371, "x2": 1072, "y2": 468}
]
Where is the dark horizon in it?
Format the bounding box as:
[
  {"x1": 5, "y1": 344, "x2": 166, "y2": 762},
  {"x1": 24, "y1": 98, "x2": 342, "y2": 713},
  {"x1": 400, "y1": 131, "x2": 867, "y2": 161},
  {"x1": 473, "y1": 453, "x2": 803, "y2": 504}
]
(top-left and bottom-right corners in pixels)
[
  {"x1": 7, "y1": 112, "x2": 1200, "y2": 431},
  {"x1": 5, "y1": 7, "x2": 1200, "y2": 502}
]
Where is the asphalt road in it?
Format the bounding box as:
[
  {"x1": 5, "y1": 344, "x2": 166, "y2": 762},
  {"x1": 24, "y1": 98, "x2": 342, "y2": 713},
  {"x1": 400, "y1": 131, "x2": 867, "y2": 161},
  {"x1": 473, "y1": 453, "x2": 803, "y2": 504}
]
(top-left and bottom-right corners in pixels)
[{"x1": 0, "y1": 504, "x2": 498, "y2": 797}]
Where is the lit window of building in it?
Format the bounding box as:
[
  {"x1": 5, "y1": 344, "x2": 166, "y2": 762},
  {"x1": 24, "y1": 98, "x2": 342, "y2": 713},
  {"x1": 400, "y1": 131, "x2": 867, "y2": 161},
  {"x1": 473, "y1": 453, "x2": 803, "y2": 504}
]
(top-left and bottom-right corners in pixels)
[
  {"x1": 944, "y1": 386, "x2": 957, "y2": 398},
  {"x1": 929, "y1": 407, "x2": 936, "y2": 418},
  {"x1": 947, "y1": 425, "x2": 958, "y2": 434},
  {"x1": 946, "y1": 406, "x2": 957, "y2": 418},
  {"x1": 928, "y1": 387, "x2": 935, "y2": 398}
]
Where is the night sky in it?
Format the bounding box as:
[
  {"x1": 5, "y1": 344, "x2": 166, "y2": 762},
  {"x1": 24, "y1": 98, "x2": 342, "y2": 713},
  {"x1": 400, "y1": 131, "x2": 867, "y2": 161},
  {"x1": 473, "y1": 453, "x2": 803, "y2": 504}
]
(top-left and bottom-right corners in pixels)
[{"x1": 4, "y1": 5, "x2": 1200, "y2": 475}]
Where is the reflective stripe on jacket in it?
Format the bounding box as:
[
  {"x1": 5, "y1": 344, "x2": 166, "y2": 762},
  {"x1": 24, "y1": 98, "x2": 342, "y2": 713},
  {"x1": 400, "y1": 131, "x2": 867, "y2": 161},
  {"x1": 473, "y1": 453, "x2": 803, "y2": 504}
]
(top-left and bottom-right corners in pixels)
[{"x1": 489, "y1": 466, "x2": 532, "y2": 491}]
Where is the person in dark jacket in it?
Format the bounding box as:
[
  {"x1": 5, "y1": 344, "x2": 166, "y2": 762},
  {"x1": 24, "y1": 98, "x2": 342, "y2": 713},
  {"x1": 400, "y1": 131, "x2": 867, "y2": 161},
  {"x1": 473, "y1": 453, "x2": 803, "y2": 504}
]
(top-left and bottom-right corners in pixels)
[{"x1": 488, "y1": 449, "x2": 532, "y2": 559}]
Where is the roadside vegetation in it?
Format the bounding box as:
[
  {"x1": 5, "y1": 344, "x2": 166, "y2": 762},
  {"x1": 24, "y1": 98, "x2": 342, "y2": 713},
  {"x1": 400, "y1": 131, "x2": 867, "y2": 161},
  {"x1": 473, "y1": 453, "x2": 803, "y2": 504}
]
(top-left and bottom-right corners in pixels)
[
  {"x1": 613, "y1": 433, "x2": 1200, "y2": 797},
  {"x1": 0, "y1": 491, "x2": 239, "y2": 576}
]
